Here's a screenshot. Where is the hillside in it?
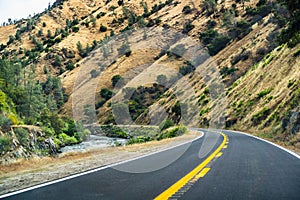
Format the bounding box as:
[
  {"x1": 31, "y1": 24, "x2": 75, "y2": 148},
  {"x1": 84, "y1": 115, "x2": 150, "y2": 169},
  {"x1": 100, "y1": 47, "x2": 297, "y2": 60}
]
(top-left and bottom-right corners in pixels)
[{"x1": 0, "y1": 0, "x2": 300, "y2": 161}]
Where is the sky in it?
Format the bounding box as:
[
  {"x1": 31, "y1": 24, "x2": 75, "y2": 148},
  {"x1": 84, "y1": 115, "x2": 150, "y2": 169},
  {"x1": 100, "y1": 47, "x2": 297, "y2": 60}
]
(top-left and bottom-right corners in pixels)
[{"x1": 0, "y1": 0, "x2": 55, "y2": 25}]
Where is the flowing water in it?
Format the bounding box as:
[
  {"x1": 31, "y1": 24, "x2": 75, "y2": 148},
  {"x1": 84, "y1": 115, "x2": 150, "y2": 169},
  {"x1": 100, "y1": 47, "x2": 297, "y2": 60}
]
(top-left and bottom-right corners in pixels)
[{"x1": 60, "y1": 135, "x2": 127, "y2": 153}]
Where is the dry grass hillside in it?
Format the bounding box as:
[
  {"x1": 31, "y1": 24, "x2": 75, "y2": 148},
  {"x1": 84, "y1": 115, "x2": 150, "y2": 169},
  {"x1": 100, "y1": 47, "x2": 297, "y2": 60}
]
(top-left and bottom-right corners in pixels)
[{"x1": 0, "y1": 0, "x2": 299, "y2": 149}]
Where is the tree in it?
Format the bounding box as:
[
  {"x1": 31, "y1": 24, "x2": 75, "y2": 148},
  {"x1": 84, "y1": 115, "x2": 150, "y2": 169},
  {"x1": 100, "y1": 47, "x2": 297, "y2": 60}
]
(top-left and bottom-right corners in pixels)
[
  {"x1": 66, "y1": 61, "x2": 75, "y2": 70},
  {"x1": 90, "y1": 17, "x2": 96, "y2": 27},
  {"x1": 207, "y1": 34, "x2": 231, "y2": 55},
  {"x1": 7, "y1": 35, "x2": 15, "y2": 45},
  {"x1": 179, "y1": 63, "x2": 196, "y2": 75},
  {"x1": 277, "y1": 0, "x2": 300, "y2": 46},
  {"x1": 15, "y1": 31, "x2": 21, "y2": 41},
  {"x1": 182, "y1": 5, "x2": 192, "y2": 14},
  {"x1": 22, "y1": 67, "x2": 47, "y2": 123},
  {"x1": 38, "y1": 28, "x2": 43, "y2": 37},
  {"x1": 201, "y1": 0, "x2": 217, "y2": 16},
  {"x1": 77, "y1": 41, "x2": 87, "y2": 57},
  {"x1": 52, "y1": 55, "x2": 62, "y2": 67},
  {"x1": 159, "y1": 119, "x2": 174, "y2": 130},
  {"x1": 100, "y1": 88, "x2": 113, "y2": 100},
  {"x1": 118, "y1": 0, "x2": 124, "y2": 6},
  {"x1": 118, "y1": 42, "x2": 131, "y2": 57},
  {"x1": 157, "y1": 74, "x2": 167, "y2": 85},
  {"x1": 111, "y1": 75, "x2": 124, "y2": 87},
  {"x1": 140, "y1": 1, "x2": 149, "y2": 16},
  {"x1": 47, "y1": 30, "x2": 52, "y2": 38},
  {"x1": 182, "y1": 20, "x2": 195, "y2": 34},
  {"x1": 90, "y1": 69, "x2": 100, "y2": 78},
  {"x1": 84, "y1": 104, "x2": 96, "y2": 124},
  {"x1": 99, "y1": 24, "x2": 107, "y2": 32}
]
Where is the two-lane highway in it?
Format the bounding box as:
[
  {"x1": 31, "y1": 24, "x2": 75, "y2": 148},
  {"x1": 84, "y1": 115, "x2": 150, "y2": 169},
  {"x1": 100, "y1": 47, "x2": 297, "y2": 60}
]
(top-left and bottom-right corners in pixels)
[
  {"x1": 181, "y1": 130, "x2": 300, "y2": 200},
  {"x1": 1, "y1": 130, "x2": 299, "y2": 199}
]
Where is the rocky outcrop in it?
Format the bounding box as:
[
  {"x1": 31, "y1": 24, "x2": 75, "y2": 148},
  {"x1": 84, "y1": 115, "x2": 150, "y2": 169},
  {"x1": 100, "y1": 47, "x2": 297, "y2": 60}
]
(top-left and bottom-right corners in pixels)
[
  {"x1": 282, "y1": 107, "x2": 300, "y2": 135},
  {"x1": 0, "y1": 125, "x2": 57, "y2": 165}
]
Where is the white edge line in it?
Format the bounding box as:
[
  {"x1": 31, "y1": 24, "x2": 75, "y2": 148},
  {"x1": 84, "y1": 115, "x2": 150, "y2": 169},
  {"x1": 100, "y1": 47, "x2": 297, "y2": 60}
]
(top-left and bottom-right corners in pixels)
[
  {"x1": 0, "y1": 131, "x2": 204, "y2": 199},
  {"x1": 226, "y1": 130, "x2": 300, "y2": 159}
]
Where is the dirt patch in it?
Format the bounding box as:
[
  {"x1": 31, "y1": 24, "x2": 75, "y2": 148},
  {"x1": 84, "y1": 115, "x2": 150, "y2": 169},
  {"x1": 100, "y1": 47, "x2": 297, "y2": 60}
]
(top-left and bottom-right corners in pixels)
[{"x1": 0, "y1": 130, "x2": 200, "y2": 195}]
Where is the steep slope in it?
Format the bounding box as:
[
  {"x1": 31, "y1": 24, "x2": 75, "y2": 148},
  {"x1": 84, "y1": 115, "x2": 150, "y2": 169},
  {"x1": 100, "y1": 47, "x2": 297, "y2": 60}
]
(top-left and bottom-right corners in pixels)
[{"x1": 0, "y1": 0, "x2": 299, "y2": 153}]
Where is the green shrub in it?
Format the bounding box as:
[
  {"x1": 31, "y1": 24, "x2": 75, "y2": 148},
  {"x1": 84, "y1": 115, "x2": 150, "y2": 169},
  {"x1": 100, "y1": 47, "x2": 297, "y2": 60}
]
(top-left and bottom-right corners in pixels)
[
  {"x1": 288, "y1": 79, "x2": 296, "y2": 88},
  {"x1": 122, "y1": 87, "x2": 135, "y2": 98},
  {"x1": 118, "y1": 42, "x2": 131, "y2": 57},
  {"x1": 157, "y1": 126, "x2": 187, "y2": 140},
  {"x1": 72, "y1": 26, "x2": 80, "y2": 33},
  {"x1": 206, "y1": 20, "x2": 216, "y2": 29},
  {"x1": 202, "y1": 98, "x2": 210, "y2": 106},
  {"x1": 229, "y1": 20, "x2": 252, "y2": 39},
  {"x1": 257, "y1": 88, "x2": 272, "y2": 99},
  {"x1": 0, "y1": 115, "x2": 13, "y2": 131},
  {"x1": 126, "y1": 136, "x2": 152, "y2": 145},
  {"x1": 112, "y1": 75, "x2": 124, "y2": 87},
  {"x1": 41, "y1": 126, "x2": 55, "y2": 137},
  {"x1": 101, "y1": 125, "x2": 128, "y2": 138},
  {"x1": 231, "y1": 51, "x2": 251, "y2": 65},
  {"x1": 172, "y1": 101, "x2": 181, "y2": 116},
  {"x1": 167, "y1": 44, "x2": 186, "y2": 58},
  {"x1": 95, "y1": 99, "x2": 106, "y2": 109},
  {"x1": 118, "y1": 0, "x2": 124, "y2": 6},
  {"x1": 0, "y1": 135, "x2": 12, "y2": 152},
  {"x1": 182, "y1": 20, "x2": 195, "y2": 34},
  {"x1": 75, "y1": 129, "x2": 91, "y2": 142},
  {"x1": 99, "y1": 24, "x2": 107, "y2": 32},
  {"x1": 182, "y1": 5, "x2": 192, "y2": 14},
  {"x1": 252, "y1": 107, "x2": 270, "y2": 125},
  {"x1": 157, "y1": 74, "x2": 167, "y2": 85},
  {"x1": 220, "y1": 66, "x2": 237, "y2": 77},
  {"x1": 200, "y1": 108, "x2": 211, "y2": 116},
  {"x1": 66, "y1": 61, "x2": 75, "y2": 70},
  {"x1": 179, "y1": 63, "x2": 195, "y2": 75},
  {"x1": 204, "y1": 88, "x2": 210, "y2": 95},
  {"x1": 58, "y1": 133, "x2": 78, "y2": 146},
  {"x1": 207, "y1": 35, "x2": 231, "y2": 55},
  {"x1": 198, "y1": 94, "x2": 206, "y2": 102},
  {"x1": 199, "y1": 29, "x2": 218, "y2": 45},
  {"x1": 90, "y1": 69, "x2": 100, "y2": 78},
  {"x1": 100, "y1": 88, "x2": 113, "y2": 100},
  {"x1": 159, "y1": 119, "x2": 174, "y2": 131},
  {"x1": 96, "y1": 12, "x2": 106, "y2": 19},
  {"x1": 293, "y1": 48, "x2": 300, "y2": 57},
  {"x1": 52, "y1": 55, "x2": 62, "y2": 67},
  {"x1": 14, "y1": 128, "x2": 29, "y2": 146},
  {"x1": 7, "y1": 35, "x2": 15, "y2": 45}
]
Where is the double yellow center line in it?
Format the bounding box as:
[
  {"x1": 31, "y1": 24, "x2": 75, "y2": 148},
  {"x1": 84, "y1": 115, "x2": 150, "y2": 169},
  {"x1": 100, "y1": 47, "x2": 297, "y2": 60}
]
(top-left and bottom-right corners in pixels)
[{"x1": 154, "y1": 132, "x2": 227, "y2": 200}]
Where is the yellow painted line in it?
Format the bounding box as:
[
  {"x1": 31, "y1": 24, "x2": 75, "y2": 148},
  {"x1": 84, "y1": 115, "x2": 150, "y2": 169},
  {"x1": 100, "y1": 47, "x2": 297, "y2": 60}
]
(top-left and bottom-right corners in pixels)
[
  {"x1": 154, "y1": 132, "x2": 227, "y2": 200},
  {"x1": 215, "y1": 152, "x2": 223, "y2": 158},
  {"x1": 195, "y1": 168, "x2": 210, "y2": 179},
  {"x1": 223, "y1": 145, "x2": 228, "y2": 149}
]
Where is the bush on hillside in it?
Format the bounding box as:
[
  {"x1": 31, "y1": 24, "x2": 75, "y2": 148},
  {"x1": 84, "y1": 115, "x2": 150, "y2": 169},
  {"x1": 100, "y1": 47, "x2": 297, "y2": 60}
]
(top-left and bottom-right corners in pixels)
[
  {"x1": 14, "y1": 128, "x2": 29, "y2": 146},
  {"x1": 159, "y1": 119, "x2": 175, "y2": 131},
  {"x1": 157, "y1": 126, "x2": 187, "y2": 140},
  {"x1": 0, "y1": 135, "x2": 12, "y2": 153}
]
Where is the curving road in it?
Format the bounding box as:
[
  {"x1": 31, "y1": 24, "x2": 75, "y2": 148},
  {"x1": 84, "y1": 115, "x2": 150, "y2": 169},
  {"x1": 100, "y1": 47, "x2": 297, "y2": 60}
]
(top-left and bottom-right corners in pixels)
[{"x1": 1, "y1": 130, "x2": 300, "y2": 200}]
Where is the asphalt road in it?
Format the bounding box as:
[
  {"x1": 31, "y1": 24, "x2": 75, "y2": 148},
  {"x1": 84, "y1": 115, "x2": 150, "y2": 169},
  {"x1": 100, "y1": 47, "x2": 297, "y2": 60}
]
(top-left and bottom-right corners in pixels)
[{"x1": 1, "y1": 130, "x2": 300, "y2": 200}]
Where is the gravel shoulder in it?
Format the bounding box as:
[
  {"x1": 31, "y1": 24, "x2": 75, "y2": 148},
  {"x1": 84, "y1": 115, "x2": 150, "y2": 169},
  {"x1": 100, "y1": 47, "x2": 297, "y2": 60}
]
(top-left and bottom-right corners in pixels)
[{"x1": 0, "y1": 130, "x2": 201, "y2": 195}]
